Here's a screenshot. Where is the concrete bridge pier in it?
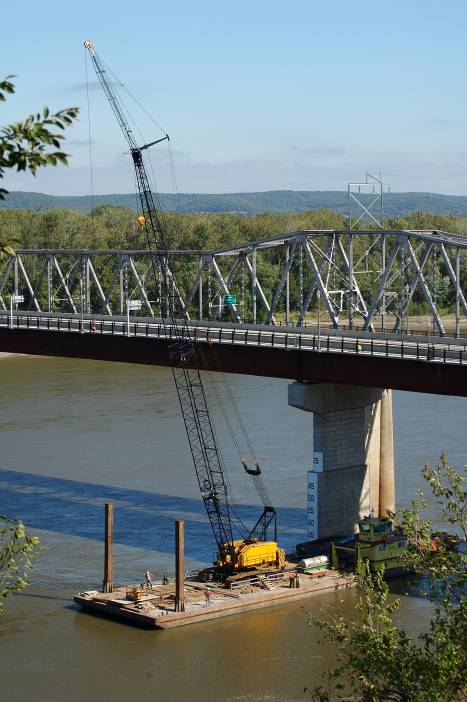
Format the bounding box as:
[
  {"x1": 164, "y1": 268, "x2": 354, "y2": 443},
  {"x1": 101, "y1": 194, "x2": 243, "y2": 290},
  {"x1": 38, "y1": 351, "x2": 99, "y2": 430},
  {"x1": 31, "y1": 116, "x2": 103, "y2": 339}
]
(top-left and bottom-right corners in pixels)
[{"x1": 288, "y1": 382, "x2": 395, "y2": 540}]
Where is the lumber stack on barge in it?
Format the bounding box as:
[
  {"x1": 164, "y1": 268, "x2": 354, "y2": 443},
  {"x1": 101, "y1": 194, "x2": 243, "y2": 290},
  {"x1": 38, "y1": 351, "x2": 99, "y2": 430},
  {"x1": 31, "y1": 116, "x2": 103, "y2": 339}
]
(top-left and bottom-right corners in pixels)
[{"x1": 74, "y1": 569, "x2": 355, "y2": 630}]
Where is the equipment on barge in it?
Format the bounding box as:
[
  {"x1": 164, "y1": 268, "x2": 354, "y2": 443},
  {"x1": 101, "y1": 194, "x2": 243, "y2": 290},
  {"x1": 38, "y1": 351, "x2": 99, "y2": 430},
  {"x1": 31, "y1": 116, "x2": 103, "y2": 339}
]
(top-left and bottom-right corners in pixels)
[
  {"x1": 84, "y1": 41, "x2": 285, "y2": 584},
  {"x1": 331, "y1": 515, "x2": 408, "y2": 575}
]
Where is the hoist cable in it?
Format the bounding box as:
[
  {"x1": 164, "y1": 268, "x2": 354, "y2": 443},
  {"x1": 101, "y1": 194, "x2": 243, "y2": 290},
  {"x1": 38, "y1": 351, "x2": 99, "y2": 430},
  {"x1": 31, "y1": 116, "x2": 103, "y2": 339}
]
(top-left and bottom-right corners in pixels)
[
  {"x1": 194, "y1": 342, "x2": 249, "y2": 539},
  {"x1": 197, "y1": 341, "x2": 273, "y2": 510},
  {"x1": 195, "y1": 345, "x2": 255, "y2": 537},
  {"x1": 84, "y1": 49, "x2": 95, "y2": 219},
  {"x1": 96, "y1": 53, "x2": 182, "y2": 217},
  {"x1": 207, "y1": 342, "x2": 273, "y2": 508}
]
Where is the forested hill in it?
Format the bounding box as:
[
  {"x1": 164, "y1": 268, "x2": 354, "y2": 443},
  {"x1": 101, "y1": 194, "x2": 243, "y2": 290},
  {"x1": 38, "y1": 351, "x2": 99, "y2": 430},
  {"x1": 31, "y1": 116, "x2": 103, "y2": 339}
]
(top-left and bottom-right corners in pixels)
[{"x1": 2, "y1": 190, "x2": 467, "y2": 217}]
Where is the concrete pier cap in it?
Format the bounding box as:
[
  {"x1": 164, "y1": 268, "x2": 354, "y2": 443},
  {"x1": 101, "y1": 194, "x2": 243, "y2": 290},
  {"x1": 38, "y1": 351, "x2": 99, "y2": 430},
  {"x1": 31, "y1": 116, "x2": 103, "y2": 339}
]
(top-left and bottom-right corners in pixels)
[{"x1": 289, "y1": 382, "x2": 395, "y2": 540}]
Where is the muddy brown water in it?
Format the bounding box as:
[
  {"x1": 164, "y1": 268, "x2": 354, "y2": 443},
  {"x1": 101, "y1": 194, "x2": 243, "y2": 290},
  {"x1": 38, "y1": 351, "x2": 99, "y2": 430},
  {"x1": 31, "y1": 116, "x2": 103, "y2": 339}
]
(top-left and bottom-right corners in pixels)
[{"x1": 0, "y1": 356, "x2": 465, "y2": 701}]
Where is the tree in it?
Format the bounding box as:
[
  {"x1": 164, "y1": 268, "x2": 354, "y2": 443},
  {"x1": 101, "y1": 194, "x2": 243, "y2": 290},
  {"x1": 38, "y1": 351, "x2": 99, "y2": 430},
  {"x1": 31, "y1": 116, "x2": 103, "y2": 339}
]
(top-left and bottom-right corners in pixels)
[
  {"x1": 0, "y1": 76, "x2": 77, "y2": 606},
  {"x1": 0, "y1": 75, "x2": 79, "y2": 257},
  {"x1": 307, "y1": 454, "x2": 466, "y2": 702},
  {"x1": 0, "y1": 515, "x2": 41, "y2": 613}
]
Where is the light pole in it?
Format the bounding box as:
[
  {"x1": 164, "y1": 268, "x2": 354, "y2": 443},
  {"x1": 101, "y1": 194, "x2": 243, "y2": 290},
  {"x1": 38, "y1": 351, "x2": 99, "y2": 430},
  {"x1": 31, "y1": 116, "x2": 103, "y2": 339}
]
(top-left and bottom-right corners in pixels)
[
  {"x1": 79, "y1": 277, "x2": 84, "y2": 333},
  {"x1": 126, "y1": 296, "x2": 130, "y2": 337},
  {"x1": 427, "y1": 316, "x2": 432, "y2": 359},
  {"x1": 317, "y1": 290, "x2": 321, "y2": 352}
]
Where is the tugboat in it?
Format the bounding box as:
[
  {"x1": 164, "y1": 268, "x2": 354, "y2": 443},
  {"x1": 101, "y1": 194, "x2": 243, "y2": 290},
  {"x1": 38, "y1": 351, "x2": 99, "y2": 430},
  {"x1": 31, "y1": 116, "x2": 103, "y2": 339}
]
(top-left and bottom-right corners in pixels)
[{"x1": 331, "y1": 514, "x2": 409, "y2": 577}]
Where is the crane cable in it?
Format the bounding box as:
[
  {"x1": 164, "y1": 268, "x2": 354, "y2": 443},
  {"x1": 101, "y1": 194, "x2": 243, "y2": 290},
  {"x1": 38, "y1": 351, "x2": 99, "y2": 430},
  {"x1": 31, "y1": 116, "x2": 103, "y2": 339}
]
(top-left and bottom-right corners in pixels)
[
  {"x1": 84, "y1": 48, "x2": 95, "y2": 220},
  {"x1": 196, "y1": 340, "x2": 273, "y2": 510},
  {"x1": 206, "y1": 341, "x2": 273, "y2": 508},
  {"x1": 195, "y1": 350, "x2": 250, "y2": 539},
  {"x1": 95, "y1": 54, "x2": 182, "y2": 216}
]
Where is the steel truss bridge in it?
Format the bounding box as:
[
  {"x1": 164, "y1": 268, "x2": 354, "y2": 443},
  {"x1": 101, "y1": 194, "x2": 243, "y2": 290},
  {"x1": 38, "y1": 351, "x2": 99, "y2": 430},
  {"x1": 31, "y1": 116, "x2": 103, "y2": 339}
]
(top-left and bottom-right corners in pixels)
[{"x1": 1, "y1": 228, "x2": 465, "y2": 337}]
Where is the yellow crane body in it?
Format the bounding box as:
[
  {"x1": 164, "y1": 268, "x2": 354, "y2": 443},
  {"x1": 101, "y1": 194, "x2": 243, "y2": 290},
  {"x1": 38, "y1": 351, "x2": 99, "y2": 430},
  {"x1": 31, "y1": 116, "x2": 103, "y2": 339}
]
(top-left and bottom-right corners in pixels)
[{"x1": 218, "y1": 539, "x2": 286, "y2": 571}]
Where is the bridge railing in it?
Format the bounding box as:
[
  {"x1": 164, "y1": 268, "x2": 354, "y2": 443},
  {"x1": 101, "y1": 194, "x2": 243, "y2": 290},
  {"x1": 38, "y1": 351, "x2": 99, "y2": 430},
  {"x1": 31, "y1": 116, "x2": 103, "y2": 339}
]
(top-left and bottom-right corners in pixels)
[{"x1": 0, "y1": 311, "x2": 465, "y2": 366}]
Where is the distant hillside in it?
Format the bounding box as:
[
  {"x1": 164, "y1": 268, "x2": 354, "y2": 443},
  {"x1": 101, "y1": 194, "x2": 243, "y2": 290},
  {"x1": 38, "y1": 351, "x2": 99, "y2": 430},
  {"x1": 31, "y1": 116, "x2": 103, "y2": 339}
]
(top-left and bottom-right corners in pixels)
[{"x1": 2, "y1": 190, "x2": 467, "y2": 217}]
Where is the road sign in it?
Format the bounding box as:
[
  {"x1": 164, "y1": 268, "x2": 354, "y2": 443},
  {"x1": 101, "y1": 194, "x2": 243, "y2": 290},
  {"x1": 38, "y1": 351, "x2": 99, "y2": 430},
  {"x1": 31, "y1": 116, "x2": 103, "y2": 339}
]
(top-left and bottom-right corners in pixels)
[
  {"x1": 12, "y1": 295, "x2": 24, "y2": 304},
  {"x1": 223, "y1": 294, "x2": 237, "y2": 305},
  {"x1": 128, "y1": 300, "x2": 142, "y2": 311}
]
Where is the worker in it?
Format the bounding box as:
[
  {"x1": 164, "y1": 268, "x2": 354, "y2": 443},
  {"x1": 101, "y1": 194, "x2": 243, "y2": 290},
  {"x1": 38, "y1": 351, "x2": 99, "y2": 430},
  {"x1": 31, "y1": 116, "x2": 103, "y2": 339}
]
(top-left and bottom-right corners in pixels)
[
  {"x1": 204, "y1": 589, "x2": 212, "y2": 606},
  {"x1": 162, "y1": 572, "x2": 169, "y2": 585},
  {"x1": 145, "y1": 570, "x2": 154, "y2": 589}
]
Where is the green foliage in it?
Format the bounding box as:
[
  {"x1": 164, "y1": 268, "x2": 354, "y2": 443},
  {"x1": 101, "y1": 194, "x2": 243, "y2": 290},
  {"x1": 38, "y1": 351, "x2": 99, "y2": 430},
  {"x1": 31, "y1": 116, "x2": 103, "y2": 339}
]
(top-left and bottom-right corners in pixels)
[
  {"x1": 0, "y1": 206, "x2": 464, "y2": 320},
  {"x1": 0, "y1": 76, "x2": 79, "y2": 200},
  {"x1": 0, "y1": 75, "x2": 79, "y2": 258},
  {"x1": 0, "y1": 514, "x2": 41, "y2": 613},
  {"x1": 307, "y1": 456, "x2": 466, "y2": 702}
]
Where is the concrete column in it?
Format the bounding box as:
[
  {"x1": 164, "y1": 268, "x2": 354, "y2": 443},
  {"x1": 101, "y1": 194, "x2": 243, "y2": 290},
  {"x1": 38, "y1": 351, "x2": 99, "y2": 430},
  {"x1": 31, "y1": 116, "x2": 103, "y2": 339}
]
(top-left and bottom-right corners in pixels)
[
  {"x1": 289, "y1": 382, "x2": 395, "y2": 539},
  {"x1": 379, "y1": 389, "x2": 395, "y2": 516}
]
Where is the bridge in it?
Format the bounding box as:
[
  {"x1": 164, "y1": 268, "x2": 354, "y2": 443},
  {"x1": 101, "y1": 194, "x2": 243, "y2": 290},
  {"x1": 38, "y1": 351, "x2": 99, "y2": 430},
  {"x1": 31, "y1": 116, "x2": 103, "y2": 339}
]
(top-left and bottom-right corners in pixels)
[
  {"x1": 0, "y1": 226, "x2": 465, "y2": 396},
  {"x1": 0, "y1": 228, "x2": 465, "y2": 335},
  {"x1": 1, "y1": 228, "x2": 465, "y2": 541}
]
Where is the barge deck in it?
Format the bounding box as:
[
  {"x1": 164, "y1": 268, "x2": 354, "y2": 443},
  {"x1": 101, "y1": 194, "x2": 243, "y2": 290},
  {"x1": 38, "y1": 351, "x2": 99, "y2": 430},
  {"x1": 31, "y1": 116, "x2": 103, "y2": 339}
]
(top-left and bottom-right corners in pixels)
[{"x1": 74, "y1": 570, "x2": 355, "y2": 629}]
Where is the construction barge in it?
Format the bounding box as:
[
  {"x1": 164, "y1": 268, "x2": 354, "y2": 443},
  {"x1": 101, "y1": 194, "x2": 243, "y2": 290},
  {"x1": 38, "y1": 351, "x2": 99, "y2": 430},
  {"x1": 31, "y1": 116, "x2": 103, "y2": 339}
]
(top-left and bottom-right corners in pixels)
[{"x1": 74, "y1": 568, "x2": 355, "y2": 630}]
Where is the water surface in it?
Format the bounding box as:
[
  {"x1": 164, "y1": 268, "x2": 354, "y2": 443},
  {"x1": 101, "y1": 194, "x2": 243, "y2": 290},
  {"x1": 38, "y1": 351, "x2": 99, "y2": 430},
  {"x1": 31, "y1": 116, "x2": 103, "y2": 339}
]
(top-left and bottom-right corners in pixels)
[{"x1": 0, "y1": 356, "x2": 465, "y2": 701}]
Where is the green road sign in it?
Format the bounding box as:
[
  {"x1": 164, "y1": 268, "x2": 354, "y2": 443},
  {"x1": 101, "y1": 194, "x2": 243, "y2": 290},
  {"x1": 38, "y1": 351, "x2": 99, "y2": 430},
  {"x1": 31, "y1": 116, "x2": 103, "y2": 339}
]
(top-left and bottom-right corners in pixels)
[{"x1": 223, "y1": 294, "x2": 237, "y2": 305}]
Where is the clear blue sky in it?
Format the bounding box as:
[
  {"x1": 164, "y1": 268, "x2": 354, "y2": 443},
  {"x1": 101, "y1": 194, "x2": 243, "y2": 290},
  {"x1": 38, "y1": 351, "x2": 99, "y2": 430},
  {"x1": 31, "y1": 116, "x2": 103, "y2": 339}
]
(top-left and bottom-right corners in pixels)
[{"x1": 3, "y1": 0, "x2": 467, "y2": 195}]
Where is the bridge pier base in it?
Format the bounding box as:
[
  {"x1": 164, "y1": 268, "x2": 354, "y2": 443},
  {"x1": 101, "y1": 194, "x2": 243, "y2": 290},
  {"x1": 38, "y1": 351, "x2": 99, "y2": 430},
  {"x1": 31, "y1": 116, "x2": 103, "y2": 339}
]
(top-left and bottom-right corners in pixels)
[{"x1": 288, "y1": 382, "x2": 395, "y2": 540}]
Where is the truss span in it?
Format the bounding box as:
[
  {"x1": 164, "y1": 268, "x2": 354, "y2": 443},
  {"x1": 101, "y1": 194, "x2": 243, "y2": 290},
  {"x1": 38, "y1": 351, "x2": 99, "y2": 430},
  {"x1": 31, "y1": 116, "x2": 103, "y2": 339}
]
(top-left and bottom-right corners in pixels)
[{"x1": 0, "y1": 229, "x2": 465, "y2": 337}]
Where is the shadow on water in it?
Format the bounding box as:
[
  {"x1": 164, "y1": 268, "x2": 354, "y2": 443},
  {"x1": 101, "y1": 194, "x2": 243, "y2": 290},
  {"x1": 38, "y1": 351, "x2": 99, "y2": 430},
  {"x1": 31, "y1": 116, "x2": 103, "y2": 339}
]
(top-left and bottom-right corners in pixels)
[{"x1": 0, "y1": 468, "x2": 305, "y2": 562}]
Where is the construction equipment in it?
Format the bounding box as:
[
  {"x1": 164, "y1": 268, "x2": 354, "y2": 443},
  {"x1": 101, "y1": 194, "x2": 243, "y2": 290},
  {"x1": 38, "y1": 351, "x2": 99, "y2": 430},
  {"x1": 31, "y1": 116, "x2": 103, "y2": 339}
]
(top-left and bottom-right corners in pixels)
[
  {"x1": 331, "y1": 515, "x2": 409, "y2": 576},
  {"x1": 84, "y1": 40, "x2": 285, "y2": 584}
]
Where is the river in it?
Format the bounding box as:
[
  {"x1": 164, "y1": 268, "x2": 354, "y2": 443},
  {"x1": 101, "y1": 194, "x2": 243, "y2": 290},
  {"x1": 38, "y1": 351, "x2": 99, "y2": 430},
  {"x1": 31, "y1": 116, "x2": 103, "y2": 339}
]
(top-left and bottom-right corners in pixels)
[{"x1": 0, "y1": 355, "x2": 465, "y2": 701}]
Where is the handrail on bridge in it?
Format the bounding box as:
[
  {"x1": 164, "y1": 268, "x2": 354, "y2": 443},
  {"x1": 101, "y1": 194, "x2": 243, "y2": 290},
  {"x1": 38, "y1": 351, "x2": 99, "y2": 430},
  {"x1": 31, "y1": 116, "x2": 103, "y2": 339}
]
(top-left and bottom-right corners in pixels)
[{"x1": 0, "y1": 311, "x2": 465, "y2": 367}]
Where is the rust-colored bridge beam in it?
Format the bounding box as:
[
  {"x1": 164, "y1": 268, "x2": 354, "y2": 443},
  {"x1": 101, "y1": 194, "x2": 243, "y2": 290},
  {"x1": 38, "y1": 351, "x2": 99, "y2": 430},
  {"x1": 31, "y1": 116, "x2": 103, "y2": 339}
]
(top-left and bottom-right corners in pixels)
[{"x1": 0, "y1": 328, "x2": 465, "y2": 397}]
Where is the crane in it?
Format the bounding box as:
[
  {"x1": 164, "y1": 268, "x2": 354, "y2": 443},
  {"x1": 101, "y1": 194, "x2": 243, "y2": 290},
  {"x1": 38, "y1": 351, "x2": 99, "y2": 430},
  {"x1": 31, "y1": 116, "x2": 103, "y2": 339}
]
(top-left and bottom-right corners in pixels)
[{"x1": 83, "y1": 41, "x2": 285, "y2": 583}]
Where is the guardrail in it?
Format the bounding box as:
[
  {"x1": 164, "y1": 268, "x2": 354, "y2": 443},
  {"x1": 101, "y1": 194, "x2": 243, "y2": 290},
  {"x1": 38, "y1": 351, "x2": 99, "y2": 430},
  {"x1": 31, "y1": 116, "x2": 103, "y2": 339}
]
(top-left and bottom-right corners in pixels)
[{"x1": 0, "y1": 312, "x2": 465, "y2": 366}]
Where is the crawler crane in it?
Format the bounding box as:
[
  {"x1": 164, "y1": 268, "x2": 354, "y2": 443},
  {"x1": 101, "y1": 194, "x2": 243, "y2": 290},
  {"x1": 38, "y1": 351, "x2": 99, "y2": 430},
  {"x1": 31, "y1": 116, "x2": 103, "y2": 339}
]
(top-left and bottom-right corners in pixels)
[{"x1": 84, "y1": 41, "x2": 285, "y2": 585}]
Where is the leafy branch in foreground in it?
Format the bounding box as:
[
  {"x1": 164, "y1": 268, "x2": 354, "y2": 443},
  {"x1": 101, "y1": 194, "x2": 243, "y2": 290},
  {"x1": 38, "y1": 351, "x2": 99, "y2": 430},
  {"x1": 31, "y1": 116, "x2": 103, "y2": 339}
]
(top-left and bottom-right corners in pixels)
[
  {"x1": 0, "y1": 75, "x2": 79, "y2": 257},
  {"x1": 0, "y1": 514, "x2": 41, "y2": 613},
  {"x1": 0, "y1": 75, "x2": 79, "y2": 198},
  {"x1": 306, "y1": 454, "x2": 466, "y2": 702}
]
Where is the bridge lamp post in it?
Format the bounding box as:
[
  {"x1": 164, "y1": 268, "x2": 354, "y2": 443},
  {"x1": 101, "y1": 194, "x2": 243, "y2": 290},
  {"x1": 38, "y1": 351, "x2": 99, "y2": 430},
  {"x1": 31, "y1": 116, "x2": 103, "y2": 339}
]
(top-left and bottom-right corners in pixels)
[
  {"x1": 79, "y1": 277, "x2": 84, "y2": 333},
  {"x1": 426, "y1": 316, "x2": 434, "y2": 360}
]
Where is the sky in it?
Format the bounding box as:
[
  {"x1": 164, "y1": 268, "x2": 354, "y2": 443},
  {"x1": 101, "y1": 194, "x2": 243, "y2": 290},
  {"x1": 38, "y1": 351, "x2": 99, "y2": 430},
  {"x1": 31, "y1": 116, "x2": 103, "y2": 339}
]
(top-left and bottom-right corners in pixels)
[{"x1": 2, "y1": 0, "x2": 467, "y2": 196}]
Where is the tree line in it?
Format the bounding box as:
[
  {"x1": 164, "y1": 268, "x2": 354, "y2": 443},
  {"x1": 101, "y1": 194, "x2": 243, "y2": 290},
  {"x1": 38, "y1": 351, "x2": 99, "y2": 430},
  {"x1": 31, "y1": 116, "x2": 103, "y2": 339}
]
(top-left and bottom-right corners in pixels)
[
  {"x1": 1, "y1": 204, "x2": 467, "y2": 252},
  {"x1": 1, "y1": 205, "x2": 466, "y2": 320}
]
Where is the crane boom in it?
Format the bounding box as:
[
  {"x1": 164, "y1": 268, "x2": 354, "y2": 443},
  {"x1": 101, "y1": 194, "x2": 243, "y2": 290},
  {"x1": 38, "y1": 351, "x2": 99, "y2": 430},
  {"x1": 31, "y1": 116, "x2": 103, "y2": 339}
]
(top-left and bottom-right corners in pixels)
[{"x1": 84, "y1": 40, "x2": 237, "y2": 562}]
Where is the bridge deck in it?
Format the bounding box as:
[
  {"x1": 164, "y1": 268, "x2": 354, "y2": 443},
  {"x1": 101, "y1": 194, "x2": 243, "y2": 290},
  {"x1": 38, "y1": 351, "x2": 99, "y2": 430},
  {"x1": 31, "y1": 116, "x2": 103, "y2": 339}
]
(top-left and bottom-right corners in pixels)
[{"x1": 1, "y1": 312, "x2": 466, "y2": 397}]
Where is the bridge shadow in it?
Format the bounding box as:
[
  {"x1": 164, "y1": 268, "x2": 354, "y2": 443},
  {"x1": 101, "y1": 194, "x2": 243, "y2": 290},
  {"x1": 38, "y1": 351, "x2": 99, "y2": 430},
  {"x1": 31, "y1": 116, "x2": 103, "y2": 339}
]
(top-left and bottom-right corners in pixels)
[{"x1": 0, "y1": 468, "x2": 305, "y2": 562}]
